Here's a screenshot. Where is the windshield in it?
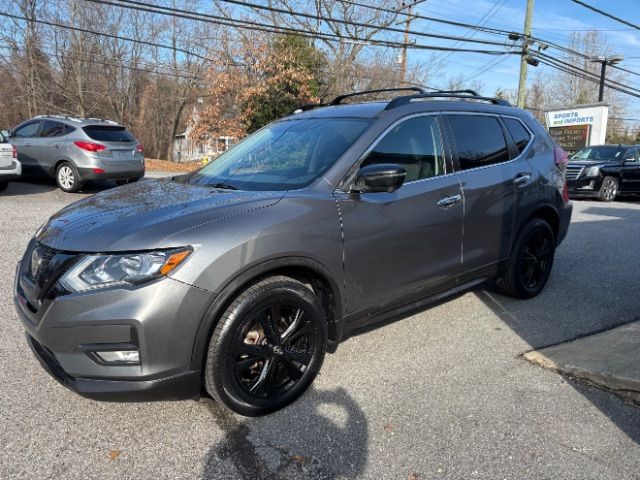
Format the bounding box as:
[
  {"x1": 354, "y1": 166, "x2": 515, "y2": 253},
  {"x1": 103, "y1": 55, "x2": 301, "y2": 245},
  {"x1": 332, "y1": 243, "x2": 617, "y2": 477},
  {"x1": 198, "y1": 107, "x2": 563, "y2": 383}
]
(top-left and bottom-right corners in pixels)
[
  {"x1": 571, "y1": 146, "x2": 626, "y2": 161},
  {"x1": 187, "y1": 118, "x2": 371, "y2": 191}
]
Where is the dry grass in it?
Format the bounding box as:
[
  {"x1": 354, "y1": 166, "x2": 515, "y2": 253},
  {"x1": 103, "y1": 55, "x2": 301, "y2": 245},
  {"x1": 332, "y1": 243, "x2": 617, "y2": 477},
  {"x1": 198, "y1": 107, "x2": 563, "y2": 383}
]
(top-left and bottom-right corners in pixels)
[{"x1": 145, "y1": 158, "x2": 204, "y2": 172}]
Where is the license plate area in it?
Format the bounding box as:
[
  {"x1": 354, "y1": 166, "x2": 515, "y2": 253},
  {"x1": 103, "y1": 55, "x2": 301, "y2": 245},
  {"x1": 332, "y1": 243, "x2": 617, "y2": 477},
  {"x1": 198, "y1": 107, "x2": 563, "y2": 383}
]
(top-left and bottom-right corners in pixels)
[{"x1": 112, "y1": 150, "x2": 133, "y2": 160}]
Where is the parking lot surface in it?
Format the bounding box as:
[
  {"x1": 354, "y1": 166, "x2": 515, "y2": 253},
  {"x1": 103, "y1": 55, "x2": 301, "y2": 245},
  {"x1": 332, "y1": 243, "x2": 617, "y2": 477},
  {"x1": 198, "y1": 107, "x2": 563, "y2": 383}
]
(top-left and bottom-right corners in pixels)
[{"x1": 1, "y1": 178, "x2": 639, "y2": 480}]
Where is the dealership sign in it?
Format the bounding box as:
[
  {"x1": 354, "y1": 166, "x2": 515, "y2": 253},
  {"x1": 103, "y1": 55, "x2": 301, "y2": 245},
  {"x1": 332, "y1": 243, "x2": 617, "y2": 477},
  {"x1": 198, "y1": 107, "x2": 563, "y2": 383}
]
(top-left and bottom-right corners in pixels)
[{"x1": 544, "y1": 105, "x2": 608, "y2": 151}]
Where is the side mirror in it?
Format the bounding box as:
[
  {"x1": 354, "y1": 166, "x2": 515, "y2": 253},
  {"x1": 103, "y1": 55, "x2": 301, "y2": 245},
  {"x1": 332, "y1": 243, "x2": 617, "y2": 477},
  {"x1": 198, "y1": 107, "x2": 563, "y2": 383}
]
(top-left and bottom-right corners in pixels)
[
  {"x1": 0, "y1": 130, "x2": 9, "y2": 140},
  {"x1": 353, "y1": 163, "x2": 406, "y2": 193}
]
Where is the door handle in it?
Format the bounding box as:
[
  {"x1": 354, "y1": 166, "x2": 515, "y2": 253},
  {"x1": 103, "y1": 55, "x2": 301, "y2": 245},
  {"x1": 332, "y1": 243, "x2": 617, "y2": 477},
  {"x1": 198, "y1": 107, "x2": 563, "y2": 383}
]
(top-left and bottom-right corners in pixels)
[
  {"x1": 52, "y1": 144, "x2": 60, "y2": 148},
  {"x1": 514, "y1": 173, "x2": 531, "y2": 186},
  {"x1": 436, "y1": 194, "x2": 462, "y2": 207}
]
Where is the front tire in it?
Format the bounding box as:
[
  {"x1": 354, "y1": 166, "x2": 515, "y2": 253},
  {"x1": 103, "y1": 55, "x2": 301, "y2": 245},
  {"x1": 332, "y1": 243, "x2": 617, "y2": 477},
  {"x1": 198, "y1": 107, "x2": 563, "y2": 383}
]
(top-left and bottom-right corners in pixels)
[
  {"x1": 598, "y1": 176, "x2": 618, "y2": 202},
  {"x1": 56, "y1": 162, "x2": 82, "y2": 193},
  {"x1": 496, "y1": 218, "x2": 556, "y2": 299},
  {"x1": 204, "y1": 276, "x2": 328, "y2": 416}
]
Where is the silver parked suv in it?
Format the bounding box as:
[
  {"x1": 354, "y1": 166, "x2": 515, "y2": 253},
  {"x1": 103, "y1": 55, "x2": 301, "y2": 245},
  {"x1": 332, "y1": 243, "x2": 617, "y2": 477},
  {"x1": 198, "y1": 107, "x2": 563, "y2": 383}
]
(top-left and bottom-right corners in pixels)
[
  {"x1": 14, "y1": 89, "x2": 572, "y2": 416},
  {"x1": 10, "y1": 115, "x2": 144, "y2": 192}
]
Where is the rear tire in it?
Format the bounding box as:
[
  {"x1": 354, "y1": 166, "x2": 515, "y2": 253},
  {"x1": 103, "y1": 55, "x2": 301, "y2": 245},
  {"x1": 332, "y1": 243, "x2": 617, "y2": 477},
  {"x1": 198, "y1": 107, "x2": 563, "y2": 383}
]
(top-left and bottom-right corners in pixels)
[
  {"x1": 496, "y1": 218, "x2": 556, "y2": 299},
  {"x1": 56, "y1": 162, "x2": 82, "y2": 193},
  {"x1": 0, "y1": 181, "x2": 7, "y2": 192},
  {"x1": 598, "y1": 176, "x2": 618, "y2": 202},
  {"x1": 204, "y1": 275, "x2": 327, "y2": 416}
]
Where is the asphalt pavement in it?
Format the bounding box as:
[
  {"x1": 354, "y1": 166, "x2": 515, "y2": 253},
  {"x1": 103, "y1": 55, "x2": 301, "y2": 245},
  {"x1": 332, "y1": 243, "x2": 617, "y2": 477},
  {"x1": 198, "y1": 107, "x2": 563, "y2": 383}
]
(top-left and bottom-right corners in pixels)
[{"x1": 1, "y1": 177, "x2": 639, "y2": 480}]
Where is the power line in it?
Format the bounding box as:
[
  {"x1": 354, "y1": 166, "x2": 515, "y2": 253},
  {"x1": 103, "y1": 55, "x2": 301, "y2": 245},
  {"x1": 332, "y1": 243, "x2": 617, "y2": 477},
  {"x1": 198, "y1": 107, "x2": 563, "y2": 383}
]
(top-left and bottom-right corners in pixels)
[
  {"x1": 335, "y1": 0, "x2": 514, "y2": 36},
  {"x1": 0, "y1": 44, "x2": 206, "y2": 81},
  {"x1": 533, "y1": 55, "x2": 640, "y2": 100},
  {"x1": 434, "y1": 0, "x2": 508, "y2": 63},
  {"x1": 532, "y1": 51, "x2": 640, "y2": 94},
  {"x1": 569, "y1": 0, "x2": 640, "y2": 31},
  {"x1": 215, "y1": 0, "x2": 509, "y2": 47},
  {"x1": 0, "y1": 11, "x2": 221, "y2": 64},
  {"x1": 84, "y1": 0, "x2": 518, "y2": 55}
]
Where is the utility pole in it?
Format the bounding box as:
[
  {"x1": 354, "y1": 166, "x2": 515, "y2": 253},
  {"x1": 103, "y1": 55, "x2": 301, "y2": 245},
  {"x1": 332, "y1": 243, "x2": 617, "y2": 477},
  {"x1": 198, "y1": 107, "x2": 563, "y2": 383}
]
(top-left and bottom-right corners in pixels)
[
  {"x1": 591, "y1": 55, "x2": 623, "y2": 102},
  {"x1": 517, "y1": 0, "x2": 535, "y2": 108},
  {"x1": 400, "y1": 6, "x2": 412, "y2": 85}
]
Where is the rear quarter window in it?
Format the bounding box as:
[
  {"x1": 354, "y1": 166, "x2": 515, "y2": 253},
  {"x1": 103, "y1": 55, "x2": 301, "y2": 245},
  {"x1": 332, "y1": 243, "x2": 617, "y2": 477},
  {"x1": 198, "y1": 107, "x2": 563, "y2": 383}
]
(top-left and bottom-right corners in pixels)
[
  {"x1": 83, "y1": 125, "x2": 135, "y2": 142},
  {"x1": 503, "y1": 117, "x2": 532, "y2": 154}
]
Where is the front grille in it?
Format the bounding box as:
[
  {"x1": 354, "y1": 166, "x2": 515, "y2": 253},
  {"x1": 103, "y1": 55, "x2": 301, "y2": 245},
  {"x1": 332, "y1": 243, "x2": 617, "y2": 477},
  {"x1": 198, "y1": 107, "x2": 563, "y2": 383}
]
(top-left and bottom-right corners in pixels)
[
  {"x1": 565, "y1": 165, "x2": 584, "y2": 181},
  {"x1": 27, "y1": 243, "x2": 58, "y2": 285},
  {"x1": 28, "y1": 336, "x2": 74, "y2": 383}
]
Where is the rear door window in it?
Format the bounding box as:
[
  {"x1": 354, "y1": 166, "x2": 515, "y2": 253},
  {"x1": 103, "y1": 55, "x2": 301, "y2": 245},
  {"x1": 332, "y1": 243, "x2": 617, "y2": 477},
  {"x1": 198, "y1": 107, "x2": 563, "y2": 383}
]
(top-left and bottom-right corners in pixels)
[
  {"x1": 503, "y1": 117, "x2": 532, "y2": 155},
  {"x1": 448, "y1": 115, "x2": 510, "y2": 170},
  {"x1": 40, "y1": 120, "x2": 67, "y2": 138},
  {"x1": 13, "y1": 121, "x2": 41, "y2": 138},
  {"x1": 83, "y1": 126, "x2": 135, "y2": 142}
]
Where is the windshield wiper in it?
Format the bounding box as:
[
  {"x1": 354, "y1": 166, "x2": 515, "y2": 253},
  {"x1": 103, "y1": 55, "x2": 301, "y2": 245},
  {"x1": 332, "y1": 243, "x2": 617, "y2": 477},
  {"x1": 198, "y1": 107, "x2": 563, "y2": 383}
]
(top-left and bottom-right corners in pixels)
[{"x1": 208, "y1": 182, "x2": 239, "y2": 190}]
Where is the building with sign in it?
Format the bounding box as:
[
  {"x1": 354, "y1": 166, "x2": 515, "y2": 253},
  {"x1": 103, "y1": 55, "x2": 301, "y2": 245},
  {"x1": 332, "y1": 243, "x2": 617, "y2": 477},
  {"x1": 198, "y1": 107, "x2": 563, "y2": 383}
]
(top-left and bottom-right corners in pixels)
[{"x1": 544, "y1": 104, "x2": 609, "y2": 152}]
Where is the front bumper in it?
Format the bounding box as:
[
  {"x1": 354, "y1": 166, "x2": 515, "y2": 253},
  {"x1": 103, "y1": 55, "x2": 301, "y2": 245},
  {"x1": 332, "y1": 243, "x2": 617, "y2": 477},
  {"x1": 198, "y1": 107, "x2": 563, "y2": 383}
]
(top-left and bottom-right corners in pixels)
[
  {"x1": 0, "y1": 159, "x2": 22, "y2": 181},
  {"x1": 14, "y1": 249, "x2": 214, "y2": 402},
  {"x1": 567, "y1": 177, "x2": 602, "y2": 197}
]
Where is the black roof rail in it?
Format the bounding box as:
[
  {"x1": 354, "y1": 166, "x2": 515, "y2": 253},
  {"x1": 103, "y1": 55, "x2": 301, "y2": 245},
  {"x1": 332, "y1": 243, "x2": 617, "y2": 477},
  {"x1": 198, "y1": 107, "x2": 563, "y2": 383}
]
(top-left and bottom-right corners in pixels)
[
  {"x1": 385, "y1": 90, "x2": 511, "y2": 110},
  {"x1": 331, "y1": 87, "x2": 426, "y2": 105}
]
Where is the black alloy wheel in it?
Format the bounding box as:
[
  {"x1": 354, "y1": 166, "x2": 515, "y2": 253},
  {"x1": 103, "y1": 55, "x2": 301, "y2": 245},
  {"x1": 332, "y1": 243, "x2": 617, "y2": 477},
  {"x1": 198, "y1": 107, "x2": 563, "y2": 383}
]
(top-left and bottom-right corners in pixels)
[
  {"x1": 518, "y1": 230, "x2": 553, "y2": 290},
  {"x1": 231, "y1": 302, "x2": 315, "y2": 399},
  {"x1": 496, "y1": 218, "x2": 556, "y2": 299},
  {"x1": 205, "y1": 276, "x2": 327, "y2": 416}
]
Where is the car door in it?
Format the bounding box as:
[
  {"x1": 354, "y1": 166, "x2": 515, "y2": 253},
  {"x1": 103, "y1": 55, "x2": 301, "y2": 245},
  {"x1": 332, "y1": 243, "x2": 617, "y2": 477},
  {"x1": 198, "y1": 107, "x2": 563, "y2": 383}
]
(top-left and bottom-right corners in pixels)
[
  {"x1": 444, "y1": 113, "x2": 518, "y2": 276},
  {"x1": 10, "y1": 121, "x2": 41, "y2": 173},
  {"x1": 32, "y1": 120, "x2": 68, "y2": 173},
  {"x1": 620, "y1": 147, "x2": 640, "y2": 192},
  {"x1": 336, "y1": 114, "x2": 464, "y2": 315}
]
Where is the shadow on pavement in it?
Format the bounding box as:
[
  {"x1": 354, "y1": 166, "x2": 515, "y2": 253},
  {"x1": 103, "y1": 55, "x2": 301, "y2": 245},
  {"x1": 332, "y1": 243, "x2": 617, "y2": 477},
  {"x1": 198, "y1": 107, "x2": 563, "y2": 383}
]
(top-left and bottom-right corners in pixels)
[
  {"x1": 478, "y1": 203, "x2": 640, "y2": 444},
  {"x1": 202, "y1": 387, "x2": 367, "y2": 480},
  {"x1": 0, "y1": 176, "x2": 118, "y2": 197}
]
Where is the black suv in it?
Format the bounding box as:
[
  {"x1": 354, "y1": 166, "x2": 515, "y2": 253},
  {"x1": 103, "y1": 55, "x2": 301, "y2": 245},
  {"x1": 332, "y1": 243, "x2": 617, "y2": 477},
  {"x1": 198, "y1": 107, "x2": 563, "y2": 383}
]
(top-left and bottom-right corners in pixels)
[
  {"x1": 566, "y1": 144, "x2": 640, "y2": 201},
  {"x1": 15, "y1": 88, "x2": 572, "y2": 416}
]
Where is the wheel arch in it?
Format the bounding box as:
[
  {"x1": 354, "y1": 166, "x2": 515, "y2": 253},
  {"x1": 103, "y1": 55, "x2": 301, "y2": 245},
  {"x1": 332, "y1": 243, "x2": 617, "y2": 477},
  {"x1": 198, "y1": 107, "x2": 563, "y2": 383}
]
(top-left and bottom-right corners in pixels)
[
  {"x1": 51, "y1": 158, "x2": 77, "y2": 177},
  {"x1": 189, "y1": 256, "x2": 343, "y2": 373},
  {"x1": 511, "y1": 203, "x2": 560, "y2": 256}
]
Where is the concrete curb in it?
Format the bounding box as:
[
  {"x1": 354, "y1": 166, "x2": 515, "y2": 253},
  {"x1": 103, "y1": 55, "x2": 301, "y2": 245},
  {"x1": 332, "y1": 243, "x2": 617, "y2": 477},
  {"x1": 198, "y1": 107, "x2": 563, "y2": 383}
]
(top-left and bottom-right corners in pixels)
[{"x1": 524, "y1": 322, "x2": 640, "y2": 404}]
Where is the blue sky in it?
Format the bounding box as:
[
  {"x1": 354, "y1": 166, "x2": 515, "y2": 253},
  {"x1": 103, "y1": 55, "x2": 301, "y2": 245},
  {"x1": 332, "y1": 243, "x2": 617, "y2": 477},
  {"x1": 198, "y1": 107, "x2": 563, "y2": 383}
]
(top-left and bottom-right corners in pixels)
[{"x1": 408, "y1": 0, "x2": 640, "y2": 103}]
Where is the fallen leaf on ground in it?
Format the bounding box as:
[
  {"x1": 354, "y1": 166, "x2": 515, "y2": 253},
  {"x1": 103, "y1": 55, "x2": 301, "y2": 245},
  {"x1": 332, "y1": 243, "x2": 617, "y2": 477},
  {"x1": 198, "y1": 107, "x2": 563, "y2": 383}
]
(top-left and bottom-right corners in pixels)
[
  {"x1": 384, "y1": 423, "x2": 393, "y2": 432},
  {"x1": 408, "y1": 472, "x2": 420, "y2": 480},
  {"x1": 291, "y1": 454, "x2": 309, "y2": 466},
  {"x1": 107, "y1": 450, "x2": 121, "y2": 461}
]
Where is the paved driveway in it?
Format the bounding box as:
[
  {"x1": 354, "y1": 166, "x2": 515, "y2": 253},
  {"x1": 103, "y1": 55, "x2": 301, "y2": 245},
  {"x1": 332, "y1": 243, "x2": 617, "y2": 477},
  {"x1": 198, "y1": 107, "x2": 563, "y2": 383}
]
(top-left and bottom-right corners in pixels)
[{"x1": 1, "y1": 178, "x2": 639, "y2": 479}]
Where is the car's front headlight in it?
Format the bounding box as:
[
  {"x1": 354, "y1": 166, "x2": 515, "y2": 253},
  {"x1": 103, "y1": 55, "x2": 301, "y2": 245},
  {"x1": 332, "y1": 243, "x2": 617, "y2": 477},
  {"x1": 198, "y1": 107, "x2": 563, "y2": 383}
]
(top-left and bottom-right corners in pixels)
[
  {"x1": 582, "y1": 166, "x2": 601, "y2": 178},
  {"x1": 59, "y1": 247, "x2": 192, "y2": 293}
]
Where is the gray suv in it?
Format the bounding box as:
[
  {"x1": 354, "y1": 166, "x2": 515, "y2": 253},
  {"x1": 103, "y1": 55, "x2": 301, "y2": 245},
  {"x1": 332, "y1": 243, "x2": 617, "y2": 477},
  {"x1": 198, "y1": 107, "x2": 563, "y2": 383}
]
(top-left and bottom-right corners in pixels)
[
  {"x1": 10, "y1": 115, "x2": 144, "y2": 192},
  {"x1": 14, "y1": 89, "x2": 572, "y2": 416}
]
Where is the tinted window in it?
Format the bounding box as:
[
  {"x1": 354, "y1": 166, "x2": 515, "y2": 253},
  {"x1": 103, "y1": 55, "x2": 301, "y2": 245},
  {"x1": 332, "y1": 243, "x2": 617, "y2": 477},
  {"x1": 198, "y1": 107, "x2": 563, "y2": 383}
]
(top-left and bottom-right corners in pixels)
[
  {"x1": 83, "y1": 125, "x2": 135, "y2": 142},
  {"x1": 571, "y1": 146, "x2": 625, "y2": 161},
  {"x1": 40, "y1": 120, "x2": 66, "y2": 137},
  {"x1": 362, "y1": 115, "x2": 445, "y2": 182},
  {"x1": 13, "y1": 122, "x2": 40, "y2": 138},
  {"x1": 187, "y1": 118, "x2": 371, "y2": 191},
  {"x1": 503, "y1": 117, "x2": 532, "y2": 154},
  {"x1": 448, "y1": 115, "x2": 510, "y2": 170}
]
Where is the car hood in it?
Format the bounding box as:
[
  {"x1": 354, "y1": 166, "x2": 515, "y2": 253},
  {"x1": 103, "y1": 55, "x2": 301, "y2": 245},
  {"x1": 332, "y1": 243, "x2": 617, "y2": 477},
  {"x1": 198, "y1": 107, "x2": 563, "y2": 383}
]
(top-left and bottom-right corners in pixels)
[
  {"x1": 568, "y1": 160, "x2": 619, "y2": 168},
  {"x1": 36, "y1": 179, "x2": 285, "y2": 252}
]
